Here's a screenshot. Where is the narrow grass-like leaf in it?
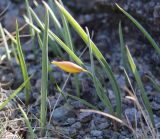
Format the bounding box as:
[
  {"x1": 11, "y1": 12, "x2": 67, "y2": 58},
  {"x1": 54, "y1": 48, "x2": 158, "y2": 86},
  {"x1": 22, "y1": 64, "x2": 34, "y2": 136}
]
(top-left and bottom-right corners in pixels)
[
  {"x1": 43, "y1": 1, "x2": 64, "y2": 58},
  {"x1": 116, "y1": 4, "x2": 160, "y2": 55},
  {"x1": 0, "y1": 23, "x2": 11, "y2": 61},
  {"x1": 55, "y1": 1, "x2": 121, "y2": 117},
  {"x1": 37, "y1": 32, "x2": 52, "y2": 73},
  {"x1": 24, "y1": 15, "x2": 41, "y2": 33},
  {"x1": 11, "y1": 40, "x2": 19, "y2": 64},
  {"x1": 40, "y1": 7, "x2": 49, "y2": 136},
  {"x1": 147, "y1": 76, "x2": 160, "y2": 92},
  {"x1": 56, "y1": 84, "x2": 66, "y2": 99},
  {"x1": 4, "y1": 28, "x2": 16, "y2": 43},
  {"x1": 3, "y1": 29, "x2": 19, "y2": 63},
  {"x1": 58, "y1": 0, "x2": 74, "y2": 51},
  {"x1": 86, "y1": 28, "x2": 113, "y2": 114},
  {"x1": 16, "y1": 21, "x2": 31, "y2": 105},
  {"x1": 126, "y1": 46, "x2": 154, "y2": 126},
  {"x1": 18, "y1": 104, "x2": 36, "y2": 139},
  {"x1": 25, "y1": 0, "x2": 34, "y2": 36},
  {"x1": 25, "y1": 0, "x2": 36, "y2": 52},
  {"x1": 0, "y1": 77, "x2": 31, "y2": 110},
  {"x1": 119, "y1": 21, "x2": 128, "y2": 72},
  {"x1": 43, "y1": 1, "x2": 62, "y2": 35}
]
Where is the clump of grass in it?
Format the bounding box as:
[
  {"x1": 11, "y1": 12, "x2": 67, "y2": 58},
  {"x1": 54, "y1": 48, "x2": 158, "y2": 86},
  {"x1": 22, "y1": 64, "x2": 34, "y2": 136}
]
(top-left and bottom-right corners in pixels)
[
  {"x1": 55, "y1": 0, "x2": 122, "y2": 118},
  {"x1": 1, "y1": 1, "x2": 158, "y2": 138}
]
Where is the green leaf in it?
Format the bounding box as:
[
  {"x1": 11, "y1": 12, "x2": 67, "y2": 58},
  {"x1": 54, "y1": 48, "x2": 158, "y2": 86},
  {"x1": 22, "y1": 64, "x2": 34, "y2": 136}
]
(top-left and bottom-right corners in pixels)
[
  {"x1": 16, "y1": 21, "x2": 31, "y2": 105},
  {"x1": 116, "y1": 4, "x2": 160, "y2": 55},
  {"x1": 126, "y1": 46, "x2": 154, "y2": 126},
  {"x1": 0, "y1": 77, "x2": 31, "y2": 110},
  {"x1": 18, "y1": 104, "x2": 37, "y2": 139},
  {"x1": 40, "y1": 7, "x2": 49, "y2": 136}
]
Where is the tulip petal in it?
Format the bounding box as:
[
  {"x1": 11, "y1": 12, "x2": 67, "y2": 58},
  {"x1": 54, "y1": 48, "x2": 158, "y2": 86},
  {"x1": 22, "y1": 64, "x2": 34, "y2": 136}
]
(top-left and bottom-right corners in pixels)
[{"x1": 51, "y1": 61, "x2": 87, "y2": 73}]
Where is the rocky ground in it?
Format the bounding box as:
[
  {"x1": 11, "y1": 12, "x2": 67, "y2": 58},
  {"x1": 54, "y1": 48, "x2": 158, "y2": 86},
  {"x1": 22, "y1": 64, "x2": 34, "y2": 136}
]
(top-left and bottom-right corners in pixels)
[{"x1": 0, "y1": 0, "x2": 160, "y2": 138}]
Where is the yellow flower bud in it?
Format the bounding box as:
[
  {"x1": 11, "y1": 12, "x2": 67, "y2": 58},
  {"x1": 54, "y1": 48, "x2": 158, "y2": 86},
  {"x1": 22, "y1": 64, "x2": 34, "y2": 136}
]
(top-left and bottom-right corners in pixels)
[{"x1": 51, "y1": 61, "x2": 87, "y2": 73}]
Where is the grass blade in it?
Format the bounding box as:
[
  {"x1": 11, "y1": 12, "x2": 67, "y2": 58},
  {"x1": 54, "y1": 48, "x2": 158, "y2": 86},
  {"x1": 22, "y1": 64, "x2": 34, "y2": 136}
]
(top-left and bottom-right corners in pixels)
[
  {"x1": 16, "y1": 21, "x2": 31, "y2": 105},
  {"x1": 11, "y1": 40, "x2": 19, "y2": 64},
  {"x1": 126, "y1": 46, "x2": 154, "y2": 126},
  {"x1": 86, "y1": 28, "x2": 113, "y2": 114},
  {"x1": 119, "y1": 21, "x2": 128, "y2": 72},
  {"x1": 116, "y1": 4, "x2": 160, "y2": 55},
  {"x1": 18, "y1": 104, "x2": 36, "y2": 139},
  {"x1": 147, "y1": 75, "x2": 160, "y2": 92},
  {"x1": 55, "y1": 1, "x2": 121, "y2": 117},
  {"x1": 43, "y1": 1, "x2": 62, "y2": 35},
  {"x1": 40, "y1": 7, "x2": 49, "y2": 136},
  {"x1": 0, "y1": 23, "x2": 11, "y2": 61},
  {"x1": 25, "y1": 0, "x2": 36, "y2": 53},
  {"x1": 0, "y1": 77, "x2": 31, "y2": 110}
]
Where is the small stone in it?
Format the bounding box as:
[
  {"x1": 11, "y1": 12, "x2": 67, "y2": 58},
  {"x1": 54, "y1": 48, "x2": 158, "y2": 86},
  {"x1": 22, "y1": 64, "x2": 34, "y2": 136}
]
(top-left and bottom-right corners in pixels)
[
  {"x1": 79, "y1": 130, "x2": 85, "y2": 135},
  {"x1": 52, "y1": 104, "x2": 75, "y2": 122},
  {"x1": 67, "y1": 118, "x2": 76, "y2": 125},
  {"x1": 26, "y1": 54, "x2": 35, "y2": 61},
  {"x1": 98, "y1": 122, "x2": 110, "y2": 130},
  {"x1": 35, "y1": 79, "x2": 41, "y2": 90},
  {"x1": 38, "y1": 137, "x2": 57, "y2": 139},
  {"x1": 55, "y1": 126, "x2": 77, "y2": 137},
  {"x1": 90, "y1": 130, "x2": 103, "y2": 137},
  {"x1": 154, "y1": 115, "x2": 160, "y2": 127},
  {"x1": 17, "y1": 91, "x2": 25, "y2": 102},
  {"x1": 124, "y1": 108, "x2": 139, "y2": 123},
  {"x1": 108, "y1": 89, "x2": 115, "y2": 100},
  {"x1": 71, "y1": 100, "x2": 84, "y2": 109},
  {"x1": 154, "y1": 94, "x2": 160, "y2": 104},
  {"x1": 79, "y1": 112, "x2": 92, "y2": 123},
  {"x1": 153, "y1": 5, "x2": 160, "y2": 20},
  {"x1": 90, "y1": 120, "x2": 96, "y2": 130},
  {"x1": 151, "y1": 102, "x2": 160, "y2": 111},
  {"x1": 4, "y1": 9, "x2": 25, "y2": 32},
  {"x1": 71, "y1": 122, "x2": 81, "y2": 130}
]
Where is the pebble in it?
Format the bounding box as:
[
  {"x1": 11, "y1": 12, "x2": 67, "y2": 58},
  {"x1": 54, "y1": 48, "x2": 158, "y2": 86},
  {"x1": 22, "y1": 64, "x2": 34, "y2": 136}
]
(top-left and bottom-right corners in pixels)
[
  {"x1": 17, "y1": 91, "x2": 25, "y2": 102},
  {"x1": 79, "y1": 112, "x2": 92, "y2": 123},
  {"x1": 52, "y1": 104, "x2": 75, "y2": 122},
  {"x1": 153, "y1": 5, "x2": 160, "y2": 21},
  {"x1": 90, "y1": 130, "x2": 103, "y2": 137},
  {"x1": 4, "y1": 9, "x2": 25, "y2": 32},
  {"x1": 124, "y1": 108, "x2": 139, "y2": 123},
  {"x1": 55, "y1": 126, "x2": 77, "y2": 137},
  {"x1": 71, "y1": 100, "x2": 84, "y2": 109},
  {"x1": 38, "y1": 137, "x2": 57, "y2": 139},
  {"x1": 98, "y1": 122, "x2": 110, "y2": 130},
  {"x1": 67, "y1": 118, "x2": 76, "y2": 125},
  {"x1": 151, "y1": 101, "x2": 160, "y2": 111},
  {"x1": 71, "y1": 122, "x2": 82, "y2": 130}
]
